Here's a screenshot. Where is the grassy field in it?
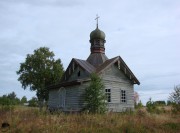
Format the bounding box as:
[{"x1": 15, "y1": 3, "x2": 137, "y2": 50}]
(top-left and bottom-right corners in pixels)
[{"x1": 0, "y1": 106, "x2": 180, "y2": 133}]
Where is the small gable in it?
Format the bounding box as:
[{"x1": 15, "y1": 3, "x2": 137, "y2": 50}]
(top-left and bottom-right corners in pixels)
[
  {"x1": 61, "y1": 58, "x2": 95, "y2": 82},
  {"x1": 96, "y1": 56, "x2": 140, "y2": 85},
  {"x1": 67, "y1": 66, "x2": 89, "y2": 81},
  {"x1": 101, "y1": 64, "x2": 133, "y2": 84}
]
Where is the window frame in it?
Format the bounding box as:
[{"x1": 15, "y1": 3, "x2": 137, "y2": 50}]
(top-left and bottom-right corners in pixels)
[
  {"x1": 121, "y1": 90, "x2": 127, "y2": 103},
  {"x1": 105, "y1": 89, "x2": 111, "y2": 103}
]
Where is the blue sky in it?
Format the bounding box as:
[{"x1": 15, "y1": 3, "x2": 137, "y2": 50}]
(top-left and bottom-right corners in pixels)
[{"x1": 0, "y1": 0, "x2": 180, "y2": 104}]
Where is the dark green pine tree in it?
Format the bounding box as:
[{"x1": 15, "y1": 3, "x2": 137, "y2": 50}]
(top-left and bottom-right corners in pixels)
[{"x1": 84, "y1": 73, "x2": 106, "y2": 113}]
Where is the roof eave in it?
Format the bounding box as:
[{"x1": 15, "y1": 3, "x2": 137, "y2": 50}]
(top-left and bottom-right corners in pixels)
[{"x1": 47, "y1": 78, "x2": 91, "y2": 90}]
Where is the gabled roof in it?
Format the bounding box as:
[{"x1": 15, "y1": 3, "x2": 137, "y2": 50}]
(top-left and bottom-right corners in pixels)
[
  {"x1": 61, "y1": 56, "x2": 140, "y2": 85},
  {"x1": 49, "y1": 55, "x2": 140, "y2": 90},
  {"x1": 96, "y1": 56, "x2": 118, "y2": 73},
  {"x1": 74, "y1": 58, "x2": 95, "y2": 73},
  {"x1": 96, "y1": 56, "x2": 140, "y2": 85},
  {"x1": 61, "y1": 58, "x2": 95, "y2": 82}
]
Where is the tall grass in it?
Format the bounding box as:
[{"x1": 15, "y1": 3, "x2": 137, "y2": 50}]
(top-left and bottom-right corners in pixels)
[{"x1": 0, "y1": 106, "x2": 180, "y2": 133}]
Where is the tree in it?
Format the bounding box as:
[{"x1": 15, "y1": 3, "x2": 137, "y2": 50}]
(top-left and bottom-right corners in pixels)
[
  {"x1": 21, "y1": 96, "x2": 27, "y2": 104},
  {"x1": 28, "y1": 97, "x2": 38, "y2": 107},
  {"x1": 154, "y1": 101, "x2": 166, "y2": 106},
  {"x1": 0, "y1": 92, "x2": 21, "y2": 112},
  {"x1": 146, "y1": 98, "x2": 157, "y2": 113},
  {"x1": 17, "y1": 47, "x2": 64, "y2": 110},
  {"x1": 169, "y1": 85, "x2": 180, "y2": 112},
  {"x1": 84, "y1": 73, "x2": 106, "y2": 113},
  {"x1": 169, "y1": 85, "x2": 180, "y2": 104},
  {"x1": 7, "y1": 92, "x2": 16, "y2": 100}
]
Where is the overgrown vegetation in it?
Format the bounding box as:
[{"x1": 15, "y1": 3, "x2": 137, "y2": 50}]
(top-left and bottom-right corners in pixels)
[
  {"x1": 169, "y1": 85, "x2": 180, "y2": 113},
  {"x1": 84, "y1": 73, "x2": 106, "y2": 113},
  {"x1": 0, "y1": 91, "x2": 39, "y2": 113},
  {"x1": 0, "y1": 106, "x2": 179, "y2": 133}
]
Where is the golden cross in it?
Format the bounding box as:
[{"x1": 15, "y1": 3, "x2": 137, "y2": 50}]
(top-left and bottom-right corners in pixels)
[{"x1": 95, "y1": 14, "x2": 100, "y2": 28}]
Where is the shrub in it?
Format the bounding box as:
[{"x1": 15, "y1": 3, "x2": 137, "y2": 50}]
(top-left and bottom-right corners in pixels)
[
  {"x1": 169, "y1": 85, "x2": 180, "y2": 113},
  {"x1": 146, "y1": 98, "x2": 162, "y2": 114},
  {"x1": 84, "y1": 73, "x2": 106, "y2": 114},
  {"x1": 135, "y1": 100, "x2": 143, "y2": 109},
  {"x1": 28, "y1": 97, "x2": 38, "y2": 107}
]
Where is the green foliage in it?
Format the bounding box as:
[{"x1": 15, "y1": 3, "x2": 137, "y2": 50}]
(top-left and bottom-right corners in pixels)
[
  {"x1": 0, "y1": 92, "x2": 20, "y2": 105},
  {"x1": 154, "y1": 101, "x2": 166, "y2": 106},
  {"x1": 21, "y1": 96, "x2": 27, "y2": 104},
  {"x1": 84, "y1": 73, "x2": 106, "y2": 114},
  {"x1": 28, "y1": 97, "x2": 38, "y2": 107},
  {"x1": 163, "y1": 122, "x2": 180, "y2": 131},
  {"x1": 135, "y1": 100, "x2": 143, "y2": 109},
  {"x1": 0, "y1": 92, "x2": 20, "y2": 112},
  {"x1": 167, "y1": 100, "x2": 173, "y2": 105},
  {"x1": 146, "y1": 98, "x2": 162, "y2": 114},
  {"x1": 169, "y1": 85, "x2": 180, "y2": 112},
  {"x1": 16, "y1": 47, "x2": 64, "y2": 102}
]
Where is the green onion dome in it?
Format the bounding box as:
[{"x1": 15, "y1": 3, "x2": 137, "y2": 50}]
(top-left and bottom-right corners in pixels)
[{"x1": 90, "y1": 27, "x2": 105, "y2": 40}]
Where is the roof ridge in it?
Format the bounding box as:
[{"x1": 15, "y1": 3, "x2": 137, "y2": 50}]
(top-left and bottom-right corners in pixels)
[{"x1": 73, "y1": 58, "x2": 95, "y2": 73}]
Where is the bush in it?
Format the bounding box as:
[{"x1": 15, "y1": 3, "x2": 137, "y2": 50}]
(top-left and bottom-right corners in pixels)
[
  {"x1": 135, "y1": 100, "x2": 143, "y2": 109},
  {"x1": 146, "y1": 98, "x2": 162, "y2": 114},
  {"x1": 154, "y1": 101, "x2": 166, "y2": 106},
  {"x1": 171, "y1": 103, "x2": 180, "y2": 113},
  {"x1": 28, "y1": 97, "x2": 38, "y2": 107},
  {"x1": 169, "y1": 85, "x2": 180, "y2": 113},
  {"x1": 84, "y1": 73, "x2": 106, "y2": 114}
]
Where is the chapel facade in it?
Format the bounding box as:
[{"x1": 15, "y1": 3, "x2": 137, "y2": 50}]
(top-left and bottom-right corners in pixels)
[{"x1": 48, "y1": 20, "x2": 140, "y2": 112}]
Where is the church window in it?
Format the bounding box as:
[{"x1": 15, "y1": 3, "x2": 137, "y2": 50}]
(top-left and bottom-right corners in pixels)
[
  {"x1": 78, "y1": 71, "x2": 81, "y2": 77},
  {"x1": 105, "y1": 89, "x2": 111, "y2": 102},
  {"x1": 121, "y1": 90, "x2": 126, "y2": 103}
]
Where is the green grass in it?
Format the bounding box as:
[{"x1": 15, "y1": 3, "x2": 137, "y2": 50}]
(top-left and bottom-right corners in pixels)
[{"x1": 0, "y1": 106, "x2": 180, "y2": 133}]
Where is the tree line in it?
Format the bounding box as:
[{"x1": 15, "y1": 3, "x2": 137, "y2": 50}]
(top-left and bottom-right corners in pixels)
[{"x1": 0, "y1": 91, "x2": 38, "y2": 107}]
